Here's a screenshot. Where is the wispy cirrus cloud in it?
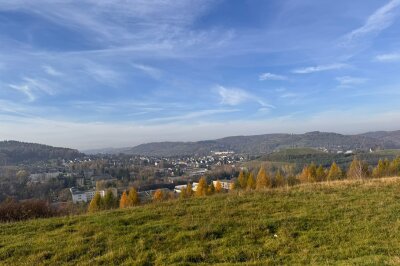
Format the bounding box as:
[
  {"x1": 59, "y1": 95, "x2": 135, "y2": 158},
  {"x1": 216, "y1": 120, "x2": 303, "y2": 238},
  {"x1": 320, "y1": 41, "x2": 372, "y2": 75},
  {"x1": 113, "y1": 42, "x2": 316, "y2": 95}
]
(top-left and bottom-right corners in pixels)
[
  {"x1": 292, "y1": 63, "x2": 347, "y2": 74},
  {"x1": 341, "y1": 0, "x2": 400, "y2": 45},
  {"x1": 215, "y1": 85, "x2": 273, "y2": 108},
  {"x1": 42, "y1": 65, "x2": 63, "y2": 76},
  {"x1": 336, "y1": 76, "x2": 367, "y2": 87},
  {"x1": 259, "y1": 72, "x2": 287, "y2": 81},
  {"x1": 132, "y1": 63, "x2": 162, "y2": 79},
  {"x1": 8, "y1": 77, "x2": 56, "y2": 101},
  {"x1": 375, "y1": 52, "x2": 400, "y2": 62}
]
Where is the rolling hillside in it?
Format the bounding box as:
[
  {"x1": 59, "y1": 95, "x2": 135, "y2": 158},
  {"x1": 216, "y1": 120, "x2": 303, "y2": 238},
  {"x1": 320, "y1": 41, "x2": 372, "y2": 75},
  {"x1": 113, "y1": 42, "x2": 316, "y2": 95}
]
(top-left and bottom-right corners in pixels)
[
  {"x1": 1, "y1": 177, "x2": 400, "y2": 264},
  {"x1": 0, "y1": 141, "x2": 84, "y2": 165},
  {"x1": 96, "y1": 130, "x2": 400, "y2": 156}
]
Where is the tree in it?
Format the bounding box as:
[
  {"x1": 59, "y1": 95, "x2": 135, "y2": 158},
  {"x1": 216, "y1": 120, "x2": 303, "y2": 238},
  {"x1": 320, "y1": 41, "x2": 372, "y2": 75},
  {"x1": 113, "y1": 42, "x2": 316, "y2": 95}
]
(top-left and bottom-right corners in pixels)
[
  {"x1": 316, "y1": 165, "x2": 326, "y2": 182},
  {"x1": 256, "y1": 166, "x2": 270, "y2": 190},
  {"x1": 246, "y1": 173, "x2": 256, "y2": 190},
  {"x1": 298, "y1": 163, "x2": 317, "y2": 183},
  {"x1": 186, "y1": 183, "x2": 194, "y2": 197},
  {"x1": 373, "y1": 159, "x2": 390, "y2": 178},
  {"x1": 237, "y1": 170, "x2": 247, "y2": 189},
  {"x1": 347, "y1": 158, "x2": 369, "y2": 179},
  {"x1": 207, "y1": 182, "x2": 215, "y2": 195},
  {"x1": 88, "y1": 192, "x2": 102, "y2": 213},
  {"x1": 390, "y1": 157, "x2": 400, "y2": 176},
  {"x1": 128, "y1": 187, "x2": 140, "y2": 206},
  {"x1": 153, "y1": 189, "x2": 164, "y2": 202},
  {"x1": 119, "y1": 191, "x2": 129, "y2": 209},
  {"x1": 103, "y1": 190, "x2": 117, "y2": 209},
  {"x1": 327, "y1": 162, "x2": 342, "y2": 181},
  {"x1": 274, "y1": 170, "x2": 285, "y2": 187},
  {"x1": 196, "y1": 177, "x2": 208, "y2": 197},
  {"x1": 215, "y1": 181, "x2": 223, "y2": 193}
]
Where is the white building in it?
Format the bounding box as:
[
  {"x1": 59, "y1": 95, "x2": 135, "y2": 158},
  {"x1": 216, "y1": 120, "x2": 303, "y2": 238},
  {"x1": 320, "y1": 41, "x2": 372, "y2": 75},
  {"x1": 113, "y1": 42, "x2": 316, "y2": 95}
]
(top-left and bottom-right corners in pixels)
[{"x1": 212, "y1": 179, "x2": 234, "y2": 190}]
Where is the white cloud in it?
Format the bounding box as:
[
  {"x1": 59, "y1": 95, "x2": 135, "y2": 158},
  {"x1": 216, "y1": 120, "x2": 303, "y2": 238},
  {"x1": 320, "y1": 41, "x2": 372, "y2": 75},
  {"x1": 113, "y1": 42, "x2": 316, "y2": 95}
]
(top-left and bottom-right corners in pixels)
[
  {"x1": 259, "y1": 72, "x2": 287, "y2": 81},
  {"x1": 375, "y1": 53, "x2": 400, "y2": 62},
  {"x1": 215, "y1": 85, "x2": 273, "y2": 108},
  {"x1": 42, "y1": 65, "x2": 63, "y2": 76},
  {"x1": 8, "y1": 84, "x2": 36, "y2": 102},
  {"x1": 342, "y1": 0, "x2": 400, "y2": 45},
  {"x1": 292, "y1": 63, "x2": 347, "y2": 74},
  {"x1": 336, "y1": 76, "x2": 367, "y2": 87},
  {"x1": 8, "y1": 77, "x2": 56, "y2": 101},
  {"x1": 132, "y1": 63, "x2": 162, "y2": 79}
]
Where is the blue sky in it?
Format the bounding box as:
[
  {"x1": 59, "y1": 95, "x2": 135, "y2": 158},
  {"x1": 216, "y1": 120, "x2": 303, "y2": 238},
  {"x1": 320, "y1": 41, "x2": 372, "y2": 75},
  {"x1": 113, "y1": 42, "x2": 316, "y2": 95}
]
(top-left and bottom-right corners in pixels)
[{"x1": 1, "y1": 0, "x2": 400, "y2": 149}]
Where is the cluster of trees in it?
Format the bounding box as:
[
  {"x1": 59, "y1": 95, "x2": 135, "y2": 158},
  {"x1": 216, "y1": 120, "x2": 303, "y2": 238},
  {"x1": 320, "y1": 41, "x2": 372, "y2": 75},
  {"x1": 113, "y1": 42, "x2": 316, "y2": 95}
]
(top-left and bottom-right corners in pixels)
[
  {"x1": 298, "y1": 157, "x2": 400, "y2": 182},
  {"x1": 88, "y1": 190, "x2": 119, "y2": 212},
  {"x1": 0, "y1": 198, "x2": 60, "y2": 222},
  {"x1": 119, "y1": 188, "x2": 140, "y2": 208}
]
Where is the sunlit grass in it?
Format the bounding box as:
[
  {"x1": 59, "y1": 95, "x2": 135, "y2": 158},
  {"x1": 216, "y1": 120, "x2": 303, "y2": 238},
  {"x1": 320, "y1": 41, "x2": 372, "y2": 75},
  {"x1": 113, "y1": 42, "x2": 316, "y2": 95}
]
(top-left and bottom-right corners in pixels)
[{"x1": 1, "y1": 177, "x2": 400, "y2": 265}]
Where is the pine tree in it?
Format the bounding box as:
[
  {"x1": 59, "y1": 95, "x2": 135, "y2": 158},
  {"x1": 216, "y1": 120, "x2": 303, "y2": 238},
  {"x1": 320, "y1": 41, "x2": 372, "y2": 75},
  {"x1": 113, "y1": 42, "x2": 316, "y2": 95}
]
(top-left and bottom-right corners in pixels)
[
  {"x1": 119, "y1": 191, "x2": 129, "y2": 208},
  {"x1": 153, "y1": 189, "x2": 164, "y2": 202},
  {"x1": 256, "y1": 166, "x2": 269, "y2": 190},
  {"x1": 128, "y1": 187, "x2": 140, "y2": 206},
  {"x1": 215, "y1": 181, "x2": 223, "y2": 193},
  {"x1": 298, "y1": 165, "x2": 310, "y2": 183},
  {"x1": 246, "y1": 172, "x2": 256, "y2": 190},
  {"x1": 196, "y1": 177, "x2": 207, "y2": 197},
  {"x1": 308, "y1": 163, "x2": 317, "y2": 182},
  {"x1": 327, "y1": 162, "x2": 342, "y2": 181},
  {"x1": 88, "y1": 192, "x2": 102, "y2": 213},
  {"x1": 237, "y1": 170, "x2": 247, "y2": 189}
]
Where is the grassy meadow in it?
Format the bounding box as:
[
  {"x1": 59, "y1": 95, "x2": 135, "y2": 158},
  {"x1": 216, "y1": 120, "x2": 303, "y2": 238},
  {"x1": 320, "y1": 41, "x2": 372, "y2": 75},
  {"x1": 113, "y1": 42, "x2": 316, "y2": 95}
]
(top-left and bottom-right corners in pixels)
[{"x1": 2, "y1": 177, "x2": 400, "y2": 265}]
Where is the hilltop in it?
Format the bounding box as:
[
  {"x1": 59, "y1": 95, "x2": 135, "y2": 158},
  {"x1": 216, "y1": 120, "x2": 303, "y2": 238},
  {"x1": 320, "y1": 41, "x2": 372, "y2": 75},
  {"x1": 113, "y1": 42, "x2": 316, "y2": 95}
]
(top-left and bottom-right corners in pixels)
[
  {"x1": 0, "y1": 141, "x2": 84, "y2": 165},
  {"x1": 86, "y1": 130, "x2": 400, "y2": 156},
  {"x1": 1, "y1": 177, "x2": 400, "y2": 264}
]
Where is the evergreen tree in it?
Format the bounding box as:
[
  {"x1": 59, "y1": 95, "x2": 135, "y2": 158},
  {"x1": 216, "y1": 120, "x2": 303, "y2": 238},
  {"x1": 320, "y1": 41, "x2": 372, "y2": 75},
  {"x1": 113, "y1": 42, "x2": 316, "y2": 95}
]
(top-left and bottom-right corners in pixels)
[
  {"x1": 327, "y1": 162, "x2": 342, "y2": 181},
  {"x1": 128, "y1": 187, "x2": 140, "y2": 206},
  {"x1": 119, "y1": 191, "x2": 129, "y2": 208},
  {"x1": 196, "y1": 177, "x2": 208, "y2": 196},
  {"x1": 373, "y1": 159, "x2": 390, "y2": 178},
  {"x1": 246, "y1": 172, "x2": 256, "y2": 190},
  {"x1": 215, "y1": 181, "x2": 223, "y2": 193},
  {"x1": 88, "y1": 192, "x2": 102, "y2": 213},
  {"x1": 256, "y1": 166, "x2": 269, "y2": 190}
]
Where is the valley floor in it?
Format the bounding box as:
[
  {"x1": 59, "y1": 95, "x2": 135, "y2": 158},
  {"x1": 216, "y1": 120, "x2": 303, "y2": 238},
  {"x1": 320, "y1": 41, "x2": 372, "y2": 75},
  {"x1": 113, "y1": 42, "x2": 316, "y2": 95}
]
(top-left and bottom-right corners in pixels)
[{"x1": 1, "y1": 177, "x2": 400, "y2": 265}]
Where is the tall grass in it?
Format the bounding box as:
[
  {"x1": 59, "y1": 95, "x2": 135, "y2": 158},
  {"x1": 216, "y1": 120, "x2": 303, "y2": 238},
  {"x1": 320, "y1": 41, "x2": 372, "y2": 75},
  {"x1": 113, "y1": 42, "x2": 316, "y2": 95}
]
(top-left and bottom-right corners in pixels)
[{"x1": 1, "y1": 177, "x2": 400, "y2": 265}]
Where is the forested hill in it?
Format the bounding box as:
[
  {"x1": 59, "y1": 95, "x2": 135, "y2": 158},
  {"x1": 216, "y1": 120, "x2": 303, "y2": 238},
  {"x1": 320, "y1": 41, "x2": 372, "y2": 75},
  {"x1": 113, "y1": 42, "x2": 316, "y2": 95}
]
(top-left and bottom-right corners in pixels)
[
  {"x1": 118, "y1": 131, "x2": 400, "y2": 157},
  {"x1": 0, "y1": 141, "x2": 84, "y2": 165}
]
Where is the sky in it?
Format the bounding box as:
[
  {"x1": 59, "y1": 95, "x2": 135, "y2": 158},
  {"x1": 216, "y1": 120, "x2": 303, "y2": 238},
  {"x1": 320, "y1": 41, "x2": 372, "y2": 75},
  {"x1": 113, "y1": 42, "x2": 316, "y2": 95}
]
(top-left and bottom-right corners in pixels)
[{"x1": 1, "y1": 0, "x2": 400, "y2": 150}]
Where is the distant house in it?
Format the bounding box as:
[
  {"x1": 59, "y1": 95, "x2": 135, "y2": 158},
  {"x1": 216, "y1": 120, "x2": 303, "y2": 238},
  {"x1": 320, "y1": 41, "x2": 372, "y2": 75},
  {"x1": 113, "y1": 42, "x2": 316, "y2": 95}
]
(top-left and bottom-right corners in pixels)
[{"x1": 70, "y1": 187, "x2": 94, "y2": 203}]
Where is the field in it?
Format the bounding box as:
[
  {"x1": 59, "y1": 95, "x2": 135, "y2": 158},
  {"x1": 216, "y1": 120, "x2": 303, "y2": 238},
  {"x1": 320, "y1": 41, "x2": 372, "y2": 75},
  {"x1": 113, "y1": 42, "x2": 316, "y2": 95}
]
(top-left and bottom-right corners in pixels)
[{"x1": 2, "y1": 178, "x2": 400, "y2": 265}]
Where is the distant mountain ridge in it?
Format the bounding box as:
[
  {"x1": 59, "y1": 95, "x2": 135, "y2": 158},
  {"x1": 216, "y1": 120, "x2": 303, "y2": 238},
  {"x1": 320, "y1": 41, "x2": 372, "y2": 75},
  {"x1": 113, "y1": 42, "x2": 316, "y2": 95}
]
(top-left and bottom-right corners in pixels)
[
  {"x1": 0, "y1": 140, "x2": 84, "y2": 165},
  {"x1": 87, "y1": 130, "x2": 400, "y2": 157}
]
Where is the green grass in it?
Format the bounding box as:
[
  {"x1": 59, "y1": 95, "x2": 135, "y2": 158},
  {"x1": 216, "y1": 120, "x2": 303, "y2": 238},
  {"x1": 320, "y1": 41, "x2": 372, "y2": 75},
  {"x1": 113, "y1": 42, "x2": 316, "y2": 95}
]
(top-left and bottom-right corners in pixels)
[{"x1": 2, "y1": 178, "x2": 400, "y2": 265}]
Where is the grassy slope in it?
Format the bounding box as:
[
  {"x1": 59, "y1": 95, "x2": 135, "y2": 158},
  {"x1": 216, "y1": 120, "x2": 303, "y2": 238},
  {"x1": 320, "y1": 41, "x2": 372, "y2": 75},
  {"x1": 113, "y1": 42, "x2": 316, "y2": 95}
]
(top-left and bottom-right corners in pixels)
[{"x1": 2, "y1": 178, "x2": 400, "y2": 265}]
